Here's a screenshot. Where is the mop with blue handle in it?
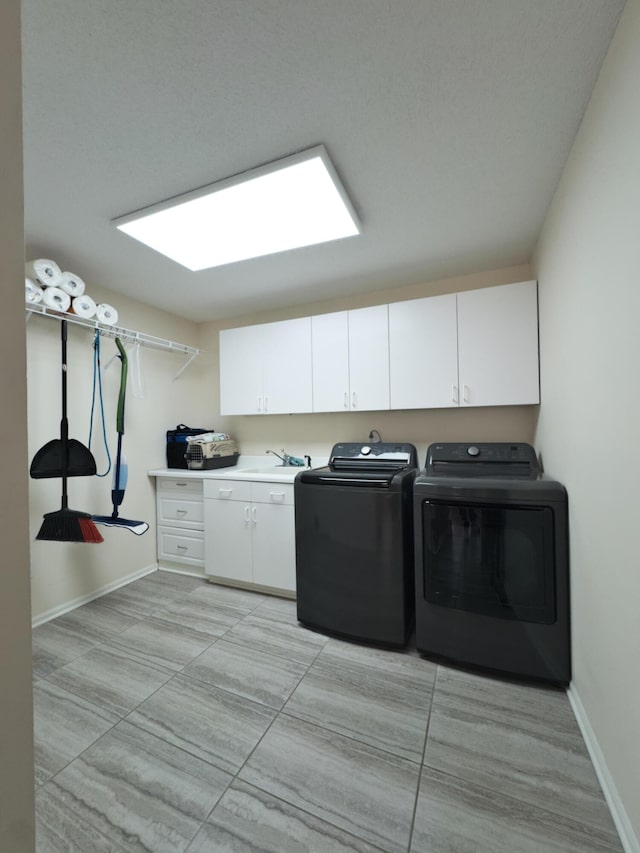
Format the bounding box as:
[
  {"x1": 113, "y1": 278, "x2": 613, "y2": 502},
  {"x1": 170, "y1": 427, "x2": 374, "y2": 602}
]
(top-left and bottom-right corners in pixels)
[{"x1": 93, "y1": 338, "x2": 149, "y2": 535}]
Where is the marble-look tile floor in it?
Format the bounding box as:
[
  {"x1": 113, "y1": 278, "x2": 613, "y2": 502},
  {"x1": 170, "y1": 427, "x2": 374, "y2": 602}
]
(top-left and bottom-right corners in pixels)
[{"x1": 33, "y1": 570, "x2": 623, "y2": 852}]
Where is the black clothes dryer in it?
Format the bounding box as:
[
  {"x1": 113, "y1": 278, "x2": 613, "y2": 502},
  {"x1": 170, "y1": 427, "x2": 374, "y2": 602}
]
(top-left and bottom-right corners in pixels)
[
  {"x1": 414, "y1": 442, "x2": 570, "y2": 684},
  {"x1": 295, "y1": 442, "x2": 418, "y2": 647}
]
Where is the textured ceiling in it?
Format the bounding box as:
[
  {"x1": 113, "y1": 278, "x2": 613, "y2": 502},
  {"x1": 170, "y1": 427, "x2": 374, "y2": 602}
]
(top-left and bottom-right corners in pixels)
[{"x1": 21, "y1": 0, "x2": 625, "y2": 322}]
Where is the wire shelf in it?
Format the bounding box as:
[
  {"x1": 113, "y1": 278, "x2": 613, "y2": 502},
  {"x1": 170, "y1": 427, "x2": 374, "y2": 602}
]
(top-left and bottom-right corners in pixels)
[{"x1": 26, "y1": 302, "x2": 201, "y2": 380}]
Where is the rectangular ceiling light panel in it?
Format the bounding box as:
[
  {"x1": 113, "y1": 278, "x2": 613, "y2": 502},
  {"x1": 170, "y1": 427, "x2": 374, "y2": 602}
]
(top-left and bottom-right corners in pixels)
[{"x1": 113, "y1": 145, "x2": 360, "y2": 270}]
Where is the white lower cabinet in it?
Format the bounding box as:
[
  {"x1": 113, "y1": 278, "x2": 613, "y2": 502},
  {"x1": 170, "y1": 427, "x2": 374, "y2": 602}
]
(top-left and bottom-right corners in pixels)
[
  {"x1": 157, "y1": 527, "x2": 204, "y2": 566},
  {"x1": 203, "y1": 479, "x2": 296, "y2": 594},
  {"x1": 156, "y1": 476, "x2": 205, "y2": 568}
]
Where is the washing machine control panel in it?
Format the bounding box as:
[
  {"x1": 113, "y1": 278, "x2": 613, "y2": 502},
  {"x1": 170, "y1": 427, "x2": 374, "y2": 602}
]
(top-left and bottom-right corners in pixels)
[{"x1": 329, "y1": 442, "x2": 418, "y2": 467}]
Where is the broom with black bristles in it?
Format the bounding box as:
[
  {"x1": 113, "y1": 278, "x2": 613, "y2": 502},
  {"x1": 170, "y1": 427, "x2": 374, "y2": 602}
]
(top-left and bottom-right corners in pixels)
[{"x1": 30, "y1": 320, "x2": 103, "y2": 543}]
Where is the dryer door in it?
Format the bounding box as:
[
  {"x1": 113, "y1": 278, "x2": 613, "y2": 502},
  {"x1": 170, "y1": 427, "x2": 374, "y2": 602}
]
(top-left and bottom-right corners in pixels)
[{"x1": 421, "y1": 500, "x2": 556, "y2": 624}]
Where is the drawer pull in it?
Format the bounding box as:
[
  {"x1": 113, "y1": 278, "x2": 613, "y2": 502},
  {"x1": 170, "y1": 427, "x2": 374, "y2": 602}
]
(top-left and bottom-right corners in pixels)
[
  {"x1": 177, "y1": 544, "x2": 188, "y2": 551},
  {"x1": 176, "y1": 509, "x2": 187, "y2": 515},
  {"x1": 175, "y1": 482, "x2": 188, "y2": 487},
  {"x1": 219, "y1": 488, "x2": 233, "y2": 498},
  {"x1": 269, "y1": 491, "x2": 285, "y2": 503}
]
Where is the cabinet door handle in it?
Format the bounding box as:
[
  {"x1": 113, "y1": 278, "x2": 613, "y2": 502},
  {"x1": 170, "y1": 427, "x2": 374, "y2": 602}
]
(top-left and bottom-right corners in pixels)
[
  {"x1": 244, "y1": 505, "x2": 251, "y2": 523},
  {"x1": 343, "y1": 391, "x2": 348, "y2": 409},
  {"x1": 269, "y1": 491, "x2": 285, "y2": 503},
  {"x1": 219, "y1": 488, "x2": 233, "y2": 499},
  {"x1": 463, "y1": 384, "x2": 470, "y2": 403},
  {"x1": 452, "y1": 384, "x2": 458, "y2": 404},
  {"x1": 257, "y1": 396, "x2": 262, "y2": 412},
  {"x1": 264, "y1": 395, "x2": 268, "y2": 412},
  {"x1": 252, "y1": 506, "x2": 257, "y2": 524},
  {"x1": 352, "y1": 391, "x2": 357, "y2": 409}
]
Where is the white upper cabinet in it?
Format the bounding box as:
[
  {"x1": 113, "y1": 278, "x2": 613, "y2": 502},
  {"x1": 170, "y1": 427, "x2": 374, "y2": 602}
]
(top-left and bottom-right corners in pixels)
[
  {"x1": 311, "y1": 311, "x2": 350, "y2": 412},
  {"x1": 311, "y1": 306, "x2": 389, "y2": 412},
  {"x1": 348, "y1": 305, "x2": 390, "y2": 411},
  {"x1": 219, "y1": 324, "x2": 264, "y2": 415},
  {"x1": 220, "y1": 280, "x2": 539, "y2": 415},
  {"x1": 457, "y1": 280, "x2": 540, "y2": 406},
  {"x1": 261, "y1": 318, "x2": 312, "y2": 414},
  {"x1": 389, "y1": 293, "x2": 459, "y2": 409},
  {"x1": 220, "y1": 317, "x2": 312, "y2": 415}
]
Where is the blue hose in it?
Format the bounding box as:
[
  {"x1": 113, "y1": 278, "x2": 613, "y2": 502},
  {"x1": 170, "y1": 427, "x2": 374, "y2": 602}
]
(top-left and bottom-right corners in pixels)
[{"x1": 88, "y1": 330, "x2": 112, "y2": 477}]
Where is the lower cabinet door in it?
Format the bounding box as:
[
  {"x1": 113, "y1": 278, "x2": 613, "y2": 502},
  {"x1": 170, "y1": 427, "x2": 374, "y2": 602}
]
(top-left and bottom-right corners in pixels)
[
  {"x1": 251, "y1": 502, "x2": 296, "y2": 592},
  {"x1": 204, "y1": 499, "x2": 252, "y2": 583}
]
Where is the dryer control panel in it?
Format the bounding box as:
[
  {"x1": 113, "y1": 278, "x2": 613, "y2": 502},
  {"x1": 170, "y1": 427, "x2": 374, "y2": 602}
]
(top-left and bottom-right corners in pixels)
[{"x1": 425, "y1": 442, "x2": 539, "y2": 477}]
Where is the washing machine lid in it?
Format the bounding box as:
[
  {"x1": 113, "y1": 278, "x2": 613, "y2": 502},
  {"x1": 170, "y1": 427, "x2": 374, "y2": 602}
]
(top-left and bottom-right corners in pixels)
[{"x1": 425, "y1": 442, "x2": 540, "y2": 479}]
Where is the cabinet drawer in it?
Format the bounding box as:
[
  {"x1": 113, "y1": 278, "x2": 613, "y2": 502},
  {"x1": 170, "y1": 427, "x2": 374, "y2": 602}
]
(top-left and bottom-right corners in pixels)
[
  {"x1": 157, "y1": 526, "x2": 204, "y2": 566},
  {"x1": 156, "y1": 478, "x2": 203, "y2": 497},
  {"x1": 251, "y1": 482, "x2": 294, "y2": 506},
  {"x1": 158, "y1": 496, "x2": 204, "y2": 529},
  {"x1": 203, "y1": 480, "x2": 252, "y2": 502}
]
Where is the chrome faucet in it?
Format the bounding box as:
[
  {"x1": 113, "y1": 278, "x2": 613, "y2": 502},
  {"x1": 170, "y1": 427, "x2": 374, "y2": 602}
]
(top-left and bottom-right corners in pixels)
[{"x1": 266, "y1": 448, "x2": 292, "y2": 465}]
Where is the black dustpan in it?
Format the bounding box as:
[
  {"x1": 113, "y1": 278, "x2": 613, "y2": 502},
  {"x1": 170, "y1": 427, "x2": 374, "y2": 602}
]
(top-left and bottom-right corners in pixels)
[
  {"x1": 30, "y1": 320, "x2": 97, "y2": 480},
  {"x1": 30, "y1": 438, "x2": 97, "y2": 478}
]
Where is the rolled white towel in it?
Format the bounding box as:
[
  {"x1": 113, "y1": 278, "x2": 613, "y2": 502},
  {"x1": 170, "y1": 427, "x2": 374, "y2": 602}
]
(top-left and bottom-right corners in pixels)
[
  {"x1": 70, "y1": 295, "x2": 97, "y2": 319},
  {"x1": 58, "y1": 271, "x2": 86, "y2": 297},
  {"x1": 25, "y1": 277, "x2": 44, "y2": 304},
  {"x1": 25, "y1": 258, "x2": 62, "y2": 287},
  {"x1": 96, "y1": 303, "x2": 118, "y2": 325},
  {"x1": 42, "y1": 286, "x2": 71, "y2": 313}
]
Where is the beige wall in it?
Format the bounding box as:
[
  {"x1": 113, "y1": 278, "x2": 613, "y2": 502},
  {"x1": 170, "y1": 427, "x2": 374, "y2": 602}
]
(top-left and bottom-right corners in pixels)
[
  {"x1": 533, "y1": 0, "x2": 640, "y2": 844},
  {"x1": 0, "y1": 1, "x2": 36, "y2": 849},
  {"x1": 201, "y1": 263, "x2": 537, "y2": 465},
  {"x1": 28, "y1": 284, "x2": 210, "y2": 620}
]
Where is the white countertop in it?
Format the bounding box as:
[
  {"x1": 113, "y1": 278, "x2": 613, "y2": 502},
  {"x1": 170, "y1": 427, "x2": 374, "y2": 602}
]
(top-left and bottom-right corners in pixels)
[{"x1": 149, "y1": 455, "x2": 313, "y2": 484}]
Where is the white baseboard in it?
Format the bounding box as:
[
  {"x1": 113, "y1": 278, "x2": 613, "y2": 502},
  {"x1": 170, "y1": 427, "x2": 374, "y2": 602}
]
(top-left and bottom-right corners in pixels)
[
  {"x1": 157, "y1": 564, "x2": 207, "y2": 579},
  {"x1": 568, "y1": 685, "x2": 639, "y2": 853},
  {"x1": 31, "y1": 564, "x2": 158, "y2": 627}
]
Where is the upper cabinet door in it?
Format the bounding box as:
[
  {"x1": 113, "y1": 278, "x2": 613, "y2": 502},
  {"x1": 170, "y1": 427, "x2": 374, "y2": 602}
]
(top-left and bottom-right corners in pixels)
[
  {"x1": 219, "y1": 325, "x2": 264, "y2": 415},
  {"x1": 262, "y1": 317, "x2": 312, "y2": 414},
  {"x1": 348, "y1": 305, "x2": 390, "y2": 411},
  {"x1": 457, "y1": 280, "x2": 540, "y2": 407},
  {"x1": 389, "y1": 294, "x2": 459, "y2": 409},
  {"x1": 312, "y1": 311, "x2": 350, "y2": 413}
]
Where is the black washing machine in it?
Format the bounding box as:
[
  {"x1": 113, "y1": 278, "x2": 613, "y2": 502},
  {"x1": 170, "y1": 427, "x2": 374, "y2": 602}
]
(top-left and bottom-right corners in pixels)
[
  {"x1": 295, "y1": 442, "x2": 418, "y2": 647},
  {"x1": 414, "y1": 442, "x2": 570, "y2": 684}
]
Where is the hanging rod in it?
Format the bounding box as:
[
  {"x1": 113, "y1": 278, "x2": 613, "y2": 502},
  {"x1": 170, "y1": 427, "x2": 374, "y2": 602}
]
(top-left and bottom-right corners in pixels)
[{"x1": 26, "y1": 303, "x2": 202, "y2": 381}]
